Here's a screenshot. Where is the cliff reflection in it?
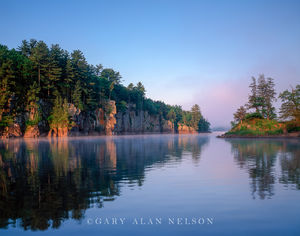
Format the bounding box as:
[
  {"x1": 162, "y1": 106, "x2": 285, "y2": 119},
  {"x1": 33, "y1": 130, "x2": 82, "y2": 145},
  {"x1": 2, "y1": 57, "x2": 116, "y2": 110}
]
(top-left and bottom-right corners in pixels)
[
  {"x1": 227, "y1": 139, "x2": 300, "y2": 199},
  {"x1": 0, "y1": 135, "x2": 208, "y2": 230}
]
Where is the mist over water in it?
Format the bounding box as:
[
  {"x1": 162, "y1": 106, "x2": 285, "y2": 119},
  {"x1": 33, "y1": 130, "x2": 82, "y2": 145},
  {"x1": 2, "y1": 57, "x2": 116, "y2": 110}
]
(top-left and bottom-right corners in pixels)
[{"x1": 0, "y1": 134, "x2": 299, "y2": 235}]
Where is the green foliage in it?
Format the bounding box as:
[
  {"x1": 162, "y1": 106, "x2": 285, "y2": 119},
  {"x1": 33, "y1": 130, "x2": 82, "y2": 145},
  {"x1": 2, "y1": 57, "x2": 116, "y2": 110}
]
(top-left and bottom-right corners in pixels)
[
  {"x1": 0, "y1": 115, "x2": 14, "y2": 127},
  {"x1": 234, "y1": 106, "x2": 247, "y2": 123},
  {"x1": 48, "y1": 96, "x2": 70, "y2": 128},
  {"x1": 190, "y1": 104, "x2": 201, "y2": 130},
  {"x1": 117, "y1": 100, "x2": 127, "y2": 113},
  {"x1": 167, "y1": 109, "x2": 176, "y2": 122},
  {"x1": 245, "y1": 112, "x2": 263, "y2": 120},
  {"x1": 246, "y1": 75, "x2": 276, "y2": 119},
  {"x1": 279, "y1": 85, "x2": 300, "y2": 122},
  {"x1": 286, "y1": 121, "x2": 300, "y2": 133},
  {"x1": 72, "y1": 80, "x2": 83, "y2": 110},
  {"x1": 198, "y1": 117, "x2": 210, "y2": 132},
  {"x1": 226, "y1": 118, "x2": 283, "y2": 136}
]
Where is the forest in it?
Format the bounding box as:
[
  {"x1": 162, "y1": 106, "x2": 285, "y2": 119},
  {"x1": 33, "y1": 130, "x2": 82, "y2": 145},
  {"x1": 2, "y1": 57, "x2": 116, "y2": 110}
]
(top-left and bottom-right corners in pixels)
[{"x1": 0, "y1": 39, "x2": 210, "y2": 137}]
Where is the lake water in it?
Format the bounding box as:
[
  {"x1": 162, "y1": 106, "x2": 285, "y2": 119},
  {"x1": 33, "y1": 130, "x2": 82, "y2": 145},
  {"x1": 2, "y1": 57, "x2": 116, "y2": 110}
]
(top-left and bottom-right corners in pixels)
[{"x1": 0, "y1": 133, "x2": 299, "y2": 236}]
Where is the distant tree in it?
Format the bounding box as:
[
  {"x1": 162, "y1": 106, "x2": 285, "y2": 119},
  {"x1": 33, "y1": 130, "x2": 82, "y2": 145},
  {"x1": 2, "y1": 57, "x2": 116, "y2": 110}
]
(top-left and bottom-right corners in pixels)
[
  {"x1": 18, "y1": 40, "x2": 31, "y2": 57},
  {"x1": 257, "y1": 75, "x2": 276, "y2": 119},
  {"x1": 30, "y1": 40, "x2": 49, "y2": 87},
  {"x1": 167, "y1": 109, "x2": 176, "y2": 123},
  {"x1": 95, "y1": 64, "x2": 103, "y2": 76},
  {"x1": 247, "y1": 75, "x2": 276, "y2": 119},
  {"x1": 46, "y1": 44, "x2": 63, "y2": 97},
  {"x1": 234, "y1": 106, "x2": 247, "y2": 123},
  {"x1": 191, "y1": 104, "x2": 202, "y2": 130},
  {"x1": 127, "y1": 83, "x2": 134, "y2": 90},
  {"x1": 198, "y1": 117, "x2": 210, "y2": 132},
  {"x1": 247, "y1": 77, "x2": 261, "y2": 113},
  {"x1": 101, "y1": 68, "x2": 121, "y2": 84},
  {"x1": 136, "y1": 82, "x2": 146, "y2": 96},
  {"x1": 279, "y1": 85, "x2": 300, "y2": 122}
]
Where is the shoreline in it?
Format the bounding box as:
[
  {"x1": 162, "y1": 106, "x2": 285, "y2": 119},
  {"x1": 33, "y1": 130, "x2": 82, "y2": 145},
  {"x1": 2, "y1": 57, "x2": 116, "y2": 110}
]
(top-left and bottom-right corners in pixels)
[
  {"x1": 0, "y1": 131, "x2": 212, "y2": 140},
  {"x1": 217, "y1": 132, "x2": 300, "y2": 139}
]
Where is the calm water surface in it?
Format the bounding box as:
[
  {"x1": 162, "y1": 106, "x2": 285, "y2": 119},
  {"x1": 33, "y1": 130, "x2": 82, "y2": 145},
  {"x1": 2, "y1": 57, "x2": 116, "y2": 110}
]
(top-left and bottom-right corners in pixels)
[{"x1": 0, "y1": 133, "x2": 299, "y2": 235}]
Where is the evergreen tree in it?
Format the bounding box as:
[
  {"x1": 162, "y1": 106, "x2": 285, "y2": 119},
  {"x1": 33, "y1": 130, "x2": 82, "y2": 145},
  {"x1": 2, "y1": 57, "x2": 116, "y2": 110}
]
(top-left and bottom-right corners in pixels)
[
  {"x1": 46, "y1": 44, "x2": 63, "y2": 97},
  {"x1": 191, "y1": 104, "x2": 201, "y2": 130},
  {"x1": 279, "y1": 85, "x2": 300, "y2": 122},
  {"x1": 30, "y1": 41, "x2": 49, "y2": 88},
  {"x1": 234, "y1": 106, "x2": 247, "y2": 123},
  {"x1": 26, "y1": 82, "x2": 41, "y2": 125},
  {"x1": 247, "y1": 75, "x2": 276, "y2": 119},
  {"x1": 167, "y1": 109, "x2": 176, "y2": 123},
  {"x1": 257, "y1": 75, "x2": 276, "y2": 119},
  {"x1": 101, "y1": 68, "x2": 121, "y2": 84},
  {"x1": 247, "y1": 77, "x2": 261, "y2": 113},
  {"x1": 198, "y1": 117, "x2": 210, "y2": 132},
  {"x1": 48, "y1": 96, "x2": 70, "y2": 129},
  {"x1": 72, "y1": 80, "x2": 83, "y2": 110}
]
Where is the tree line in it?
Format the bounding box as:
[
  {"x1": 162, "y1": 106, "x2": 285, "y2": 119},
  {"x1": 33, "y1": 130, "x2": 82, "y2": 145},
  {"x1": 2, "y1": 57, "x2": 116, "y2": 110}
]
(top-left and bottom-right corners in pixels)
[{"x1": 0, "y1": 39, "x2": 210, "y2": 133}]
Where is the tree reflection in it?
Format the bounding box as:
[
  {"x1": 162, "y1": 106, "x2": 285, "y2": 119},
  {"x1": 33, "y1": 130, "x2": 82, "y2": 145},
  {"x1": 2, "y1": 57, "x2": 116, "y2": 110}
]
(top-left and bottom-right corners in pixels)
[
  {"x1": 227, "y1": 139, "x2": 300, "y2": 199},
  {"x1": 0, "y1": 135, "x2": 208, "y2": 230},
  {"x1": 278, "y1": 141, "x2": 300, "y2": 189}
]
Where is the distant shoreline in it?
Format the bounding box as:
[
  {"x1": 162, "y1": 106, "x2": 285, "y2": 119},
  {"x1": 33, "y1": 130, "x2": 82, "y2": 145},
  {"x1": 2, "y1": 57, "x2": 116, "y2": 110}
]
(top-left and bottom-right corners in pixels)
[{"x1": 217, "y1": 132, "x2": 300, "y2": 139}]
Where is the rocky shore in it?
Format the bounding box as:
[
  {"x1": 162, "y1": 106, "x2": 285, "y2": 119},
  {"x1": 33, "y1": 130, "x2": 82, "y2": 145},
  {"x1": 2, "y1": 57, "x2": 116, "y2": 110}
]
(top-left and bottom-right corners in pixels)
[{"x1": 0, "y1": 100, "x2": 198, "y2": 139}]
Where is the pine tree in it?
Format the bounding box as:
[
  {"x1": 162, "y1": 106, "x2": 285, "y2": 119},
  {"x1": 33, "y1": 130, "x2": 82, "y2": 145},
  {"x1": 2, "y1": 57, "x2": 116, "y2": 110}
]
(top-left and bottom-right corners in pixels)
[
  {"x1": 257, "y1": 75, "x2": 276, "y2": 119},
  {"x1": 279, "y1": 85, "x2": 300, "y2": 122},
  {"x1": 234, "y1": 106, "x2": 247, "y2": 123},
  {"x1": 72, "y1": 80, "x2": 83, "y2": 110},
  {"x1": 167, "y1": 109, "x2": 176, "y2": 123},
  {"x1": 30, "y1": 41, "x2": 49, "y2": 88},
  {"x1": 46, "y1": 44, "x2": 63, "y2": 97},
  {"x1": 191, "y1": 104, "x2": 202, "y2": 130},
  {"x1": 247, "y1": 77, "x2": 261, "y2": 113}
]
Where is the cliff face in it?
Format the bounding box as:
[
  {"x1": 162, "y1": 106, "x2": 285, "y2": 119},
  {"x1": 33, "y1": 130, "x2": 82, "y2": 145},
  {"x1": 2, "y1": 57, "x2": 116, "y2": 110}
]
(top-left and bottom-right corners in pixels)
[
  {"x1": 67, "y1": 100, "x2": 117, "y2": 136},
  {"x1": 1, "y1": 100, "x2": 182, "y2": 138},
  {"x1": 115, "y1": 104, "x2": 174, "y2": 134}
]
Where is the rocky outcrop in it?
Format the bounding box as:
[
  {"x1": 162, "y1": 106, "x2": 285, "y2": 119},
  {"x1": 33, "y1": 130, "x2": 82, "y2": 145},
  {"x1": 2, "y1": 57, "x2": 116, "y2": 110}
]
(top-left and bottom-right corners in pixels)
[
  {"x1": 68, "y1": 100, "x2": 117, "y2": 136},
  {"x1": 48, "y1": 127, "x2": 69, "y2": 137},
  {"x1": 1, "y1": 123, "x2": 22, "y2": 138},
  {"x1": 177, "y1": 123, "x2": 197, "y2": 134},
  {"x1": 104, "y1": 100, "x2": 117, "y2": 135},
  {"x1": 115, "y1": 104, "x2": 174, "y2": 134},
  {"x1": 24, "y1": 125, "x2": 40, "y2": 138}
]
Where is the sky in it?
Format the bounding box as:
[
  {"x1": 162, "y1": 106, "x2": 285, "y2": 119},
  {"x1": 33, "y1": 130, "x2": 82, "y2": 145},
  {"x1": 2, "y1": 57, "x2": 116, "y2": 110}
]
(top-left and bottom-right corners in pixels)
[{"x1": 1, "y1": 0, "x2": 300, "y2": 127}]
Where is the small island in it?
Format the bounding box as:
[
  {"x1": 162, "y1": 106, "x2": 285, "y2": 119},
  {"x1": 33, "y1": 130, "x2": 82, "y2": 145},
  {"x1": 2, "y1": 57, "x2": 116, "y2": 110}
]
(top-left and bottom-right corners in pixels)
[{"x1": 219, "y1": 75, "x2": 300, "y2": 138}]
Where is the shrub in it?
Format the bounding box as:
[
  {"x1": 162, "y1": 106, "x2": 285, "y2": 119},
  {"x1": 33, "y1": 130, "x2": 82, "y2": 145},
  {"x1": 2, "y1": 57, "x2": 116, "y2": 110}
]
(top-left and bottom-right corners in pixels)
[
  {"x1": 286, "y1": 122, "x2": 300, "y2": 133},
  {"x1": 117, "y1": 100, "x2": 127, "y2": 113},
  {"x1": 245, "y1": 112, "x2": 263, "y2": 120}
]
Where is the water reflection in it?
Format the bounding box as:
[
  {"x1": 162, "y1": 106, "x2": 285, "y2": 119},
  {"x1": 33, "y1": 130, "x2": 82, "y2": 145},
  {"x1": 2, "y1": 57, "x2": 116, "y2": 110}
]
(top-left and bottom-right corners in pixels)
[
  {"x1": 226, "y1": 138, "x2": 300, "y2": 199},
  {"x1": 0, "y1": 135, "x2": 209, "y2": 230}
]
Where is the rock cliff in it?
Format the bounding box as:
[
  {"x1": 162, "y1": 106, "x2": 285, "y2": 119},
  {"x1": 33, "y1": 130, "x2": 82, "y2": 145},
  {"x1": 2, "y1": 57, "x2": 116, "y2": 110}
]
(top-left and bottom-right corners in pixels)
[
  {"x1": 0, "y1": 100, "x2": 187, "y2": 138},
  {"x1": 177, "y1": 123, "x2": 197, "y2": 134},
  {"x1": 115, "y1": 104, "x2": 174, "y2": 134}
]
